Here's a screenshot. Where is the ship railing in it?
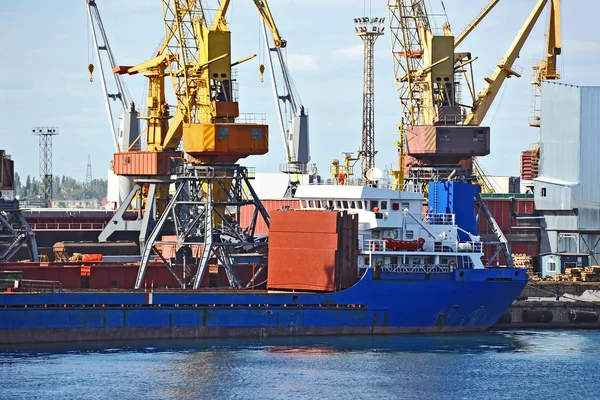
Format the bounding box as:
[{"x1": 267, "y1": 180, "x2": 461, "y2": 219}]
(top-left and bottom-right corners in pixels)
[
  {"x1": 18, "y1": 279, "x2": 63, "y2": 293},
  {"x1": 305, "y1": 179, "x2": 422, "y2": 193},
  {"x1": 423, "y1": 213, "x2": 455, "y2": 225},
  {"x1": 28, "y1": 223, "x2": 106, "y2": 230},
  {"x1": 362, "y1": 239, "x2": 482, "y2": 253},
  {"x1": 361, "y1": 239, "x2": 387, "y2": 252},
  {"x1": 434, "y1": 241, "x2": 483, "y2": 253},
  {"x1": 379, "y1": 263, "x2": 453, "y2": 274}
]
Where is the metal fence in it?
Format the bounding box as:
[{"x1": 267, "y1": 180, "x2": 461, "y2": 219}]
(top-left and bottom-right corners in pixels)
[
  {"x1": 379, "y1": 263, "x2": 453, "y2": 274},
  {"x1": 19, "y1": 279, "x2": 63, "y2": 293}
]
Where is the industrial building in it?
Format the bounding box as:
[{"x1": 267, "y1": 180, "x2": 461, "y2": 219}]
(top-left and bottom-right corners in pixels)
[{"x1": 535, "y1": 81, "x2": 600, "y2": 273}]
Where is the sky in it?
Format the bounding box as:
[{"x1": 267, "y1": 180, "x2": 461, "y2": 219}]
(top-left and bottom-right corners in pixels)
[{"x1": 1, "y1": 0, "x2": 599, "y2": 182}]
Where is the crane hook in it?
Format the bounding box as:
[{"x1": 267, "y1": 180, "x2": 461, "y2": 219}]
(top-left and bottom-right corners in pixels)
[
  {"x1": 259, "y1": 64, "x2": 265, "y2": 83},
  {"x1": 88, "y1": 63, "x2": 95, "y2": 82}
]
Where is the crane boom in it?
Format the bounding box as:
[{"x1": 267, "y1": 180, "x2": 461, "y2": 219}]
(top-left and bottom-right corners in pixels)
[
  {"x1": 86, "y1": 0, "x2": 131, "y2": 152},
  {"x1": 545, "y1": 0, "x2": 561, "y2": 79},
  {"x1": 464, "y1": 0, "x2": 549, "y2": 125},
  {"x1": 253, "y1": 0, "x2": 286, "y2": 48},
  {"x1": 454, "y1": 0, "x2": 500, "y2": 48},
  {"x1": 259, "y1": 1, "x2": 309, "y2": 196}
]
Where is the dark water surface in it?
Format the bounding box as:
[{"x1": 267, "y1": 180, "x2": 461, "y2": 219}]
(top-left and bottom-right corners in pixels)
[{"x1": 0, "y1": 330, "x2": 598, "y2": 400}]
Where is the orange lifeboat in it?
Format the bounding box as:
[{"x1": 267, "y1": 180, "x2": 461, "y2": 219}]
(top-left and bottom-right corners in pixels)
[
  {"x1": 82, "y1": 254, "x2": 103, "y2": 263},
  {"x1": 384, "y1": 237, "x2": 425, "y2": 251}
]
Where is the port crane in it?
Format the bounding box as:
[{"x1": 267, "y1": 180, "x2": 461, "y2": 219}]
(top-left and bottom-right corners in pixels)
[
  {"x1": 387, "y1": 0, "x2": 558, "y2": 267},
  {"x1": 100, "y1": 0, "x2": 290, "y2": 289},
  {"x1": 388, "y1": 0, "x2": 558, "y2": 193},
  {"x1": 261, "y1": 20, "x2": 311, "y2": 197},
  {"x1": 525, "y1": 0, "x2": 561, "y2": 182},
  {"x1": 86, "y1": 0, "x2": 140, "y2": 208}
]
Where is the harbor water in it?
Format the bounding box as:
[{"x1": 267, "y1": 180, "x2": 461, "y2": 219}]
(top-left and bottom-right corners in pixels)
[{"x1": 1, "y1": 330, "x2": 599, "y2": 400}]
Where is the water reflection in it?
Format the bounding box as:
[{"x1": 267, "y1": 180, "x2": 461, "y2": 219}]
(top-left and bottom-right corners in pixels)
[
  {"x1": 0, "y1": 331, "x2": 527, "y2": 356},
  {"x1": 1, "y1": 331, "x2": 600, "y2": 400}
]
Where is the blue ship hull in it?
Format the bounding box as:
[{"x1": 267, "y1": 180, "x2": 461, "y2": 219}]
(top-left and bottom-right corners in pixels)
[{"x1": 0, "y1": 268, "x2": 527, "y2": 344}]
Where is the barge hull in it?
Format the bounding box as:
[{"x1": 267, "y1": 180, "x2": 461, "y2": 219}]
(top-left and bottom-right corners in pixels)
[{"x1": 0, "y1": 268, "x2": 527, "y2": 344}]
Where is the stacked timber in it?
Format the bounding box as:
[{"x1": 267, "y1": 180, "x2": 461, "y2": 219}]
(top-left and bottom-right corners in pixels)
[
  {"x1": 512, "y1": 253, "x2": 534, "y2": 279},
  {"x1": 554, "y1": 266, "x2": 600, "y2": 282}
]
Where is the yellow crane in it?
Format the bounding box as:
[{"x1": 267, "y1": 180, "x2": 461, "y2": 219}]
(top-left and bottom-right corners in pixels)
[
  {"x1": 98, "y1": 0, "x2": 290, "y2": 289},
  {"x1": 526, "y1": 0, "x2": 561, "y2": 181},
  {"x1": 112, "y1": 1, "x2": 287, "y2": 214},
  {"x1": 387, "y1": 0, "x2": 558, "y2": 193}
]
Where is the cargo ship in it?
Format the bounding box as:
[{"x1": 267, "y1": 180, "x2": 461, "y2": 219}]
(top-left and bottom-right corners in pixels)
[{"x1": 0, "y1": 184, "x2": 527, "y2": 344}]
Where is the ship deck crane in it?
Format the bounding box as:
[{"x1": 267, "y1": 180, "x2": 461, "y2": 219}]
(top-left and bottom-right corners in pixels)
[{"x1": 86, "y1": 0, "x2": 140, "y2": 207}]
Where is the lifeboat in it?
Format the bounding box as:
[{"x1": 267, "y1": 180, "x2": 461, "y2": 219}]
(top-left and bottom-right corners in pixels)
[{"x1": 384, "y1": 237, "x2": 426, "y2": 251}]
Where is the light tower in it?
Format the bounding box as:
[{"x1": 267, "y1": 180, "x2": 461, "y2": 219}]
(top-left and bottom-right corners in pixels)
[
  {"x1": 32, "y1": 127, "x2": 58, "y2": 208},
  {"x1": 355, "y1": 16, "x2": 384, "y2": 183},
  {"x1": 86, "y1": 154, "x2": 93, "y2": 187}
]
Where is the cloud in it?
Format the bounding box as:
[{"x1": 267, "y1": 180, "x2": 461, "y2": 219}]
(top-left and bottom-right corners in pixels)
[
  {"x1": 285, "y1": 54, "x2": 318, "y2": 71},
  {"x1": 562, "y1": 39, "x2": 600, "y2": 59}
]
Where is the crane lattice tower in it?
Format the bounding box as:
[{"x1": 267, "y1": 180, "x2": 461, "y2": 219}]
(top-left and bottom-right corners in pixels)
[
  {"x1": 355, "y1": 16, "x2": 384, "y2": 182},
  {"x1": 32, "y1": 127, "x2": 58, "y2": 208}
]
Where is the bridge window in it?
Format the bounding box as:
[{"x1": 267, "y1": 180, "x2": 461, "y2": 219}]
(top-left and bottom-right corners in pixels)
[
  {"x1": 401, "y1": 201, "x2": 410, "y2": 210},
  {"x1": 380, "y1": 201, "x2": 388, "y2": 210},
  {"x1": 342, "y1": 200, "x2": 349, "y2": 209},
  {"x1": 357, "y1": 201, "x2": 363, "y2": 209},
  {"x1": 308, "y1": 200, "x2": 314, "y2": 208},
  {"x1": 370, "y1": 200, "x2": 378, "y2": 210},
  {"x1": 336, "y1": 200, "x2": 342, "y2": 209},
  {"x1": 328, "y1": 200, "x2": 334, "y2": 208},
  {"x1": 405, "y1": 230, "x2": 414, "y2": 240},
  {"x1": 460, "y1": 256, "x2": 474, "y2": 269},
  {"x1": 218, "y1": 127, "x2": 229, "y2": 140},
  {"x1": 350, "y1": 201, "x2": 356, "y2": 209},
  {"x1": 251, "y1": 127, "x2": 262, "y2": 140}
]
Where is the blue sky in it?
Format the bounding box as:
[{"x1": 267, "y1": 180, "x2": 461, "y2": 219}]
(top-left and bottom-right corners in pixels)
[{"x1": 1, "y1": 1, "x2": 598, "y2": 182}]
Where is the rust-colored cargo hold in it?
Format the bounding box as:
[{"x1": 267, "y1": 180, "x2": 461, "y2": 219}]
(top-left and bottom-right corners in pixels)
[
  {"x1": 217, "y1": 264, "x2": 267, "y2": 289},
  {"x1": 240, "y1": 199, "x2": 299, "y2": 235},
  {"x1": 269, "y1": 210, "x2": 340, "y2": 234},
  {"x1": 268, "y1": 210, "x2": 358, "y2": 292},
  {"x1": 113, "y1": 151, "x2": 183, "y2": 176}
]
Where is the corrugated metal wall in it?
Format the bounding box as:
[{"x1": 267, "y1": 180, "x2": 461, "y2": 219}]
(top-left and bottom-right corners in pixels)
[
  {"x1": 575, "y1": 86, "x2": 600, "y2": 229},
  {"x1": 538, "y1": 82, "x2": 581, "y2": 182},
  {"x1": 535, "y1": 83, "x2": 600, "y2": 256}
]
